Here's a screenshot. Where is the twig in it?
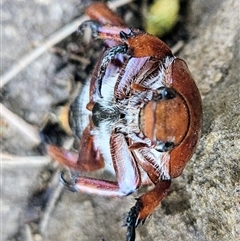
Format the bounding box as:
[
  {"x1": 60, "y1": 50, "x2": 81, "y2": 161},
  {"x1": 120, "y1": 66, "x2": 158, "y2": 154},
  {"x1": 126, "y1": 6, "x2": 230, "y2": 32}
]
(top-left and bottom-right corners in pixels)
[
  {"x1": 0, "y1": 15, "x2": 86, "y2": 88},
  {"x1": 38, "y1": 170, "x2": 65, "y2": 234},
  {"x1": 0, "y1": 0, "x2": 133, "y2": 88},
  {"x1": 49, "y1": 47, "x2": 90, "y2": 65},
  {"x1": 0, "y1": 103, "x2": 41, "y2": 145},
  {"x1": 171, "y1": 40, "x2": 184, "y2": 55},
  {"x1": 23, "y1": 224, "x2": 35, "y2": 241},
  {"x1": 1, "y1": 153, "x2": 51, "y2": 164}
]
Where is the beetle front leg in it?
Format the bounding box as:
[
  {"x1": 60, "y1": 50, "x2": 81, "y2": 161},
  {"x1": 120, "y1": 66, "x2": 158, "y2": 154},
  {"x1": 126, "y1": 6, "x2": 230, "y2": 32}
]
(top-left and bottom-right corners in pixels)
[
  {"x1": 78, "y1": 15, "x2": 131, "y2": 47},
  {"x1": 124, "y1": 180, "x2": 171, "y2": 241},
  {"x1": 96, "y1": 44, "x2": 127, "y2": 97}
]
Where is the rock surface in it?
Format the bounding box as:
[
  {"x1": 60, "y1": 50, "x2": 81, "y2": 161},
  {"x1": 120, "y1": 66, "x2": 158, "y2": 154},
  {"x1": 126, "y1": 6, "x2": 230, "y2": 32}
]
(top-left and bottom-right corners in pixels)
[{"x1": 2, "y1": 0, "x2": 239, "y2": 241}]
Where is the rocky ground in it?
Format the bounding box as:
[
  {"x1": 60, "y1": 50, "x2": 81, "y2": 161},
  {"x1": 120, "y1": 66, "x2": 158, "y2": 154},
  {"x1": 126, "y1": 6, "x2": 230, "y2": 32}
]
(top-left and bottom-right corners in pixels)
[{"x1": 1, "y1": 0, "x2": 239, "y2": 241}]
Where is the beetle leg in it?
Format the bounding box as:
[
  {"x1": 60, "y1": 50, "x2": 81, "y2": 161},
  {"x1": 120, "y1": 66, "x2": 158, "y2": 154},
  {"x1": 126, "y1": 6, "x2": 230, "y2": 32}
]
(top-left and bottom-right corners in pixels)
[
  {"x1": 57, "y1": 133, "x2": 140, "y2": 196},
  {"x1": 133, "y1": 146, "x2": 171, "y2": 183},
  {"x1": 47, "y1": 145, "x2": 79, "y2": 169},
  {"x1": 59, "y1": 169, "x2": 139, "y2": 197},
  {"x1": 115, "y1": 57, "x2": 162, "y2": 101},
  {"x1": 78, "y1": 20, "x2": 131, "y2": 43},
  {"x1": 84, "y1": 23, "x2": 172, "y2": 59},
  {"x1": 61, "y1": 176, "x2": 136, "y2": 197},
  {"x1": 59, "y1": 172, "x2": 79, "y2": 192},
  {"x1": 110, "y1": 133, "x2": 141, "y2": 194},
  {"x1": 130, "y1": 82, "x2": 152, "y2": 92},
  {"x1": 59, "y1": 132, "x2": 139, "y2": 196},
  {"x1": 124, "y1": 180, "x2": 171, "y2": 241},
  {"x1": 47, "y1": 144, "x2": 105, "y2": 172},
  {"x1": 47, "y1": 125, "x2": 105, "y2": 172},
  {"x1": 60, "y1": 172, "x2": 126, "y2": 196},
  {"x1": 80, "y1": 5, "x2": 135, "y2": 47},
  {"x1": 94, "y1": 26, "x2": 134, "y2": 43},
  {"x1": 85, "y1": 2, "x2": 126, "y2": 27},
  {"x1": 96, "y1": 44, "x2": 128, "y2": 97}
]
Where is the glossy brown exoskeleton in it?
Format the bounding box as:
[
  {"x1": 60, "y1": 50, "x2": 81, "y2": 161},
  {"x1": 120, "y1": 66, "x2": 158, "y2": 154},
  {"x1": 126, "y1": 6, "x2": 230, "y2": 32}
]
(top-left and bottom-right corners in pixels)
[{"x1": 47, "y1": 3, "x2": 202, "y2": 241}]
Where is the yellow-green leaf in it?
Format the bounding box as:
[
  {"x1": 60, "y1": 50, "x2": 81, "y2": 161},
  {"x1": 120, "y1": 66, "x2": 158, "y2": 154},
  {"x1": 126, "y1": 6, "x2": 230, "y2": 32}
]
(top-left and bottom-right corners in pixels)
[{"x1": 144, "y1": 0, "x2": 180, "y2": 37}]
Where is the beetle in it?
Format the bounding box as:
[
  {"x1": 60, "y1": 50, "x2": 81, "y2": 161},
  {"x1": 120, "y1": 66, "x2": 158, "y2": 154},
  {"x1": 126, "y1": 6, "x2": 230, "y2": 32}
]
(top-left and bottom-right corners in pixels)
[{"x1": 47, "y1": 2, "x2": 202, "y2": 241}]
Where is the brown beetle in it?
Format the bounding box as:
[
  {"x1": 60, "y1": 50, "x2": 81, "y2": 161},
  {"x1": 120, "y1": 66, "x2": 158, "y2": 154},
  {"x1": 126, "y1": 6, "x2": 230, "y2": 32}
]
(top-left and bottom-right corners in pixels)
[{"x1": 47, "y1": 3, "x2": 202, "y2": 241}]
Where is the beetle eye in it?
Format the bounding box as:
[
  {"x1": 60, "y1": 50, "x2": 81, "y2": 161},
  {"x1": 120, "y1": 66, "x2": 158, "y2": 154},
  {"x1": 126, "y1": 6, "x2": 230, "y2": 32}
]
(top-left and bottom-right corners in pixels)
[
  {"x1": 163, "y1": 88, "x2": 176, "y2": 99},
  {"x1": 153, "y1": 87, "x2": 176, "y2": 101},
  {"x1": 155, "y1": 141, "x2": 174, "y2": 152}
]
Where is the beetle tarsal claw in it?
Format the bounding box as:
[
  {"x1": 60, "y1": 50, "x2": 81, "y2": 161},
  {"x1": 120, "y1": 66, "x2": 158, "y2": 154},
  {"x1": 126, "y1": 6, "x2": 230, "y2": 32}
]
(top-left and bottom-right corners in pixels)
[
  {"x1": 59, "y1": 172, "x2": 79, "y2": 192},
  {"x1": 123, "y1": 204, "x2": 141, "y2": 241},
  {"x1": 77, "y1": 20, "x2": 100, "y2": 36},
  {"x1": 119, "y1": 29, "x2": 136, "y2": 42}
]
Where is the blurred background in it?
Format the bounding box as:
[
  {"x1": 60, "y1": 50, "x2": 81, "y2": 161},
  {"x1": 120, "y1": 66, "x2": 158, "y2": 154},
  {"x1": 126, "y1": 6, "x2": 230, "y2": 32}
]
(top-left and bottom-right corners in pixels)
[{"x1": 1, "y1": 0, "x2": 239, "y2": 240}]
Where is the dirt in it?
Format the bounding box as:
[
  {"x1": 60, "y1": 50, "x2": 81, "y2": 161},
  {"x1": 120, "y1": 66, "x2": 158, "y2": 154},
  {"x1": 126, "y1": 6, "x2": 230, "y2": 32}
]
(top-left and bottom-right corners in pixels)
[{"x1": 1, "y1": 0, "x2": 239, "y2": 241}]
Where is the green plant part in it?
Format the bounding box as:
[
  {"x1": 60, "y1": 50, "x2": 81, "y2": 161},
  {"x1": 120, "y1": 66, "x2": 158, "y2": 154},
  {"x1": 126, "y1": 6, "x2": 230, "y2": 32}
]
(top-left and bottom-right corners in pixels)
[{"x1": 144, "y1": 0, "x2": 180, "y2": 37}]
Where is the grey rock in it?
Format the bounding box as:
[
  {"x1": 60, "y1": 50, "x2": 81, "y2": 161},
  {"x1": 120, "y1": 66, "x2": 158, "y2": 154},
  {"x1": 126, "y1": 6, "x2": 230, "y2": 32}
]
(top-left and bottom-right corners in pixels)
[{"x1": 2, "y1": 0, "x2": 239, "y2": 241}]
